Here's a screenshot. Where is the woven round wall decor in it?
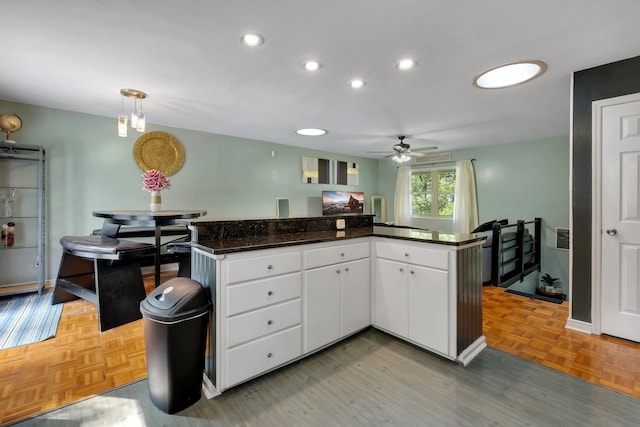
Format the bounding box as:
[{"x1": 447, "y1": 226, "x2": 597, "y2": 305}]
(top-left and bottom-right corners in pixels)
[{"x1": 133, "y1": 131, "x2": 184, "y2": 176}]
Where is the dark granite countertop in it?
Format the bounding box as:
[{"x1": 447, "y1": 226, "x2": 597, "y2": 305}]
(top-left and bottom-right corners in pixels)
[{"x1": 192, "y1": 226, "x2": 486, "y2": 255}]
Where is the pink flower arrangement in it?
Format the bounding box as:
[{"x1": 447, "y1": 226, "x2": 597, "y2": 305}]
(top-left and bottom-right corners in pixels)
[{"x1": 142, "y1": 169, "x2": 171, "y2": 192}]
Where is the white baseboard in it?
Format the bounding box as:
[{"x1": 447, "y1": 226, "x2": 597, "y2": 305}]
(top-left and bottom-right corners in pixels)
[
  {"x1": 457, "y1": 336, "x2": 487, "y2": 367},
  {"x1": 565, "y1": 318, "x2": 593, "y2": 334},
  {"x1": 202, "y1": 374, "x2": 220, "y2": 399}
]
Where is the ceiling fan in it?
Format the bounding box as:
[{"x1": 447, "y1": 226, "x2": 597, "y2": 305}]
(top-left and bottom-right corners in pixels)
[{"x1": 367, "y1": 136, "x2": 438, "y2": 163}]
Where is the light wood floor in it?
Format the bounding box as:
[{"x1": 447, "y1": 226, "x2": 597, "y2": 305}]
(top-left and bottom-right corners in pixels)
[{"x1": 1, "y1": 275, "x2": 638, "y2": 425}]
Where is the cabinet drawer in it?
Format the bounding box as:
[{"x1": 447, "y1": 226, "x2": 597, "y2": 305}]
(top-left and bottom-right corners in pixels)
[
  {"x1": 227, "y1": 272, "x2": 301, "y2": 316},
  {"x1": 226, "y1": 326, "x2": 302, "y2": 387},
  {"x1": 304, "y1": 241, "x2": 369, "y2": 269},
  {"x1": 375, "y1": 241, "x2": 449, "y2": 270},
  {"x1": 226, "y1": 252, "x2": 301, "y2": 284},
  {"x1": 227, "y1": 299, "x2": 301, "y2": 348}
]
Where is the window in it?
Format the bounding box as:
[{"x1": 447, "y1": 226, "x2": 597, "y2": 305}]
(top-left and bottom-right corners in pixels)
[{"x1": 411, "y1": 168, "x2": 456, "y2": 218}]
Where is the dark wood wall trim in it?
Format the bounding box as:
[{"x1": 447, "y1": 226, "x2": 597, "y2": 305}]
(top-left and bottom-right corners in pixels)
[{"x1": 572, "y1": 55, "x2": 640, "y2": 322}]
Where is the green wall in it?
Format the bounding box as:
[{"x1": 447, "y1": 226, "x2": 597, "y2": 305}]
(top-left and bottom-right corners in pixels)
[
  {"x1": 377, "y1": 136, "x2": 570, "y2": 293},
  {"x1": 0, "y1": 100, "x2": 378, "y2": 283},
  {"x1": 2, "y1": 99, "x2": 569, "y2": 295}
]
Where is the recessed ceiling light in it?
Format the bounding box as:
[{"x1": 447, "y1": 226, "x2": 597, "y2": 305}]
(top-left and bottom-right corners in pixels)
[
  {"x1": 350, "y1": 79, "x2": 366, "y2": 89},
  {"x1": 303, "y1": 61, "x2": 322, "y2": 71},
  {"x1": 296, "y1": 128, "x2": 327, "y2": 136},
  {"x1": 240, "y1": 33, "x2": 264, "y2": 47},
  {"x1": 396, "y1": 58, "x2": 417, "y2": 70},
  {"x1": 473, "y1": 60, "x2": 547, "y2": 89}
]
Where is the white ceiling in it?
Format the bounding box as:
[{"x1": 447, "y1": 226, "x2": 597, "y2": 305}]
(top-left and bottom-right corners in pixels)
[{"x1": 3, "y1": 0, "x2": 640, "y2": 158}]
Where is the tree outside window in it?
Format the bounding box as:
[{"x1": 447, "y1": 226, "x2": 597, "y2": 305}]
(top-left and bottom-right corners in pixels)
[{"x1": 411, "y1": 168, "x2": 456, "y2": 218}]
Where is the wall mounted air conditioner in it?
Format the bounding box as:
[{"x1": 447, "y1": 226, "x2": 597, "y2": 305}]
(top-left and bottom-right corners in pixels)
[{"x1": 414, "y1": 152, "x2": 452, "y2": 164}]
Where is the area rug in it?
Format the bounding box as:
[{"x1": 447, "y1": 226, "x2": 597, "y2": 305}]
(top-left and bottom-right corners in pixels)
[
  {"x1": 0, "y1": 289, "x2": 63, "y2": 350},
  {"x1": 505, "y1": 288, "x2": 564, "y2": 304}
]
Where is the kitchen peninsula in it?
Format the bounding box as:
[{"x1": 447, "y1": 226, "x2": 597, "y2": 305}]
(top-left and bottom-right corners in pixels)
[{"x1": 187, "y1": 215, "x2": 486, "y2": 398}]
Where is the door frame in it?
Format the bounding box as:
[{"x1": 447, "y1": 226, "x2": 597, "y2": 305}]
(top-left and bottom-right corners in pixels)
[{"x1": 591, "y1": 91, "x2": 640, "y2": 335}]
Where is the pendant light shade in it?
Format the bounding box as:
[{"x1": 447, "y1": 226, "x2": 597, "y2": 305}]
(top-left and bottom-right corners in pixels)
[
  {"x1": 118, "y1": 114, "x2": 128, "y2": 137},
  {"x1": 136, "y1": 111, "x2": 145, "y2": 132}
]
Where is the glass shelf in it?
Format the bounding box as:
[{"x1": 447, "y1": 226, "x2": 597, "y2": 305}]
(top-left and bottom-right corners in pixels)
[
  {"x1": 0, "y1": 216, "x2": 38, "y2": 220},
  {"x1": 0, "y1": 186, "x2": 38, "y2": 190},
  {"x1": 0, "y1": 244, "x2": 37, "y2": 250}
]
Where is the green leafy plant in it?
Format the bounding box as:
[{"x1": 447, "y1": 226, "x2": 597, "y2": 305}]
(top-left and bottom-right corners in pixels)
[{"x1": 540, "y1": 273, "x2": 560, "y2": 286}]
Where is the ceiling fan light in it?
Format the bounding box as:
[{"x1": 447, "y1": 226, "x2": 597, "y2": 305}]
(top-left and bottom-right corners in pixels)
[{"x1": 392, "y1": 153, "x2": 411, "y2": 163}]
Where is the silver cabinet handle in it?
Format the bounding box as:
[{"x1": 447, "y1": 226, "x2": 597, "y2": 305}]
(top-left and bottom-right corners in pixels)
[
  {"x1": 267, "y1": 264, "x2": 273, "y2": 270},
  {"x1": 606, "y1": 229, "x2": 617, "y2": 236}
]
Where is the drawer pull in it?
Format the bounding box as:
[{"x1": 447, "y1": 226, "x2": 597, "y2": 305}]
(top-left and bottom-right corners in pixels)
[
  {"x1": 399, "y1": 267, "x2": 404, "y2": 272},
  {"x1": 267, "y1": 290, "x2": 273, "y2": 296},
  {"x1": 410, "y1": 270, "x2": 415, "y2": 275},
  {"x1": 341, "y1": 252, "x2": 345, "y2": 257},
  {"x1": 267, "y1": 320, "x2": 273, "y2": 325},
  {"x1": 267, "y1": 352, "x2": 273, "y2": 358},
  {"x1": 404, "y1": 253, "x2": 409, "y2": 257},
  {"x1": 267, "y1": 264, "x2": 273, "y2": 270},
  {"x1": 344, "y1": 267, "x2": 349, "y2": 272},
  {"x1": 336, "y1": 270, "x2": 341, "y2": 274}
]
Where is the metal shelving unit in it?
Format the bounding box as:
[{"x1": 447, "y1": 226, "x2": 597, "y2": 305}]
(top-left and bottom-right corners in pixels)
[{"x1": 0, "y1": 142, "x2": 45, "y2": 295}]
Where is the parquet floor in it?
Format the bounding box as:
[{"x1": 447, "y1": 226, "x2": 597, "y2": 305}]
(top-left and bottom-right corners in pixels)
[
  {"x1": 483, "y1": 286, "x2": 640, "y2": 399},
  {"x1": 0, "y1": 271, "x2": 174, "y2": 426},
  {"x1": 0, "y1": 278, "x2": 638, "y2": 425}
]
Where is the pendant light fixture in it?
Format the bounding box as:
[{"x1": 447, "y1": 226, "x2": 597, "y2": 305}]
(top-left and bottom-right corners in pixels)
[
  {"x1": 118, "y1": 88, "x2": 147, "y2": 137},
  {"x1": 118, "y1": 95, "x2": 128, "y2": 137}
]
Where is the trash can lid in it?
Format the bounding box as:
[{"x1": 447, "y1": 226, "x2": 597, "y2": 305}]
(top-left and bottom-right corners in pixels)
[{"x1": 142, "y1": 277, "x2": 210, "y2": 316}]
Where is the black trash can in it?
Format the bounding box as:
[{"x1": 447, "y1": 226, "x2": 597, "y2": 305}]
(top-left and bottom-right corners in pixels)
[{"x1": 140, "y1": 277, "x2": 211, "y2": 414}]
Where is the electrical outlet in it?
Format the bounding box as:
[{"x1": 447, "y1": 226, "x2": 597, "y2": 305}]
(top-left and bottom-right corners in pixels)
[{"x1": 336, "y1": 219, "x2": 345, "y2": 229}]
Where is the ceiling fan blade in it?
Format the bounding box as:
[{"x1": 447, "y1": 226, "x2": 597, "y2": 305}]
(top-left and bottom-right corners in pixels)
[
  {"x1": 412, "y1": 146, "x2": 438, "y2": 152},
  {"x1": 366, "y1": 150, "x2": 394, "y2": 154}
]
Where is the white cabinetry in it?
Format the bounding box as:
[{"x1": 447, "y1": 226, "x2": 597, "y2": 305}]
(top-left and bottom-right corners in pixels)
[
  {"x1": 221, "y1": 247, "x2": 303, "y2": 389},
  {"x1": 373, "y1": 239, "x2": 452, "y2": 357},
  {"x1": 303, "y1": 240, "x2": 370, "y2": 353}
]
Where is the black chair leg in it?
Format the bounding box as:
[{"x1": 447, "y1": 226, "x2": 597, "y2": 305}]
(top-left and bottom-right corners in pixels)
[
  {"x1": 52, "y1": 252, "x2": 96, "y2": 304},
  {"x1": 177, "y1": 254, "x2": 191, "y2": 277},
  {"x1": 95, "y1": 259, "x2": 147, "y2": 331}
]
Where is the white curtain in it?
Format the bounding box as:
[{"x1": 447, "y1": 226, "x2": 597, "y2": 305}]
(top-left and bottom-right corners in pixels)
[
  {"x1": 453, "y1": 160, "x2": 479, "y2": 234},
  {"x1": 393, "y1": 165, "x2": 412, "y2": 226}
]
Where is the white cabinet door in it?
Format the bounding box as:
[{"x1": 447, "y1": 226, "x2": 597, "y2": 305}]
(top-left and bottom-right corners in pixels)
[
  {"x1": 408, "y1": 264, "x2": 449, "y2": 355},
  {"x1": 304, "y1": 265, "x2": 341, "y2": 352},
  {"x1": 341, "y1": 258, "x2": 370, "y2": 336},
  {"x1": 374, "y1": 258, "x2": 408, "y2": 337}
]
